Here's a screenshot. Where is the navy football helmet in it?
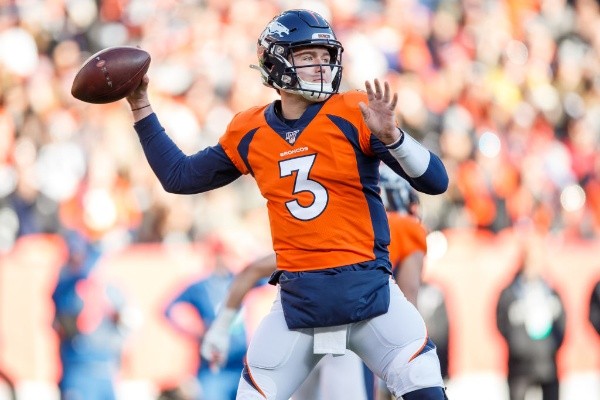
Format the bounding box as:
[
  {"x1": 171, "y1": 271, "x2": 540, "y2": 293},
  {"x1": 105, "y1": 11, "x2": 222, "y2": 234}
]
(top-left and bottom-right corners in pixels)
[
  {"x1": 253, "y1": 9, "x2": 343, "y2": 102},
  {"x1": 379, "y1": 164, "x2": 420, "y2": 215}
]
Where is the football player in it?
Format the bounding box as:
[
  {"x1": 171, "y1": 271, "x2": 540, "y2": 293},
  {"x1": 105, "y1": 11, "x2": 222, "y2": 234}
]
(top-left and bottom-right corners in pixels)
[{"x1": 126, "y1": 8, "x2": 448, "y2": 400}]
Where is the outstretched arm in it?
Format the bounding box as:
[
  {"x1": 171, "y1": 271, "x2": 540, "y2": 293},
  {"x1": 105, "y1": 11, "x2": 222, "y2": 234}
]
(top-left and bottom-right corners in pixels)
[{"x1": 125, "y1": 75, "x2": 242, "y2": 194}]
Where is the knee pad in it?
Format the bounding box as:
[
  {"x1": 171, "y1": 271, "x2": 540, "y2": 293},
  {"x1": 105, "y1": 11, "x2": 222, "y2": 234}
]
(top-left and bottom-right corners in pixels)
[
  {"x1": 402, "y1": 386, "x2": 448, "y2": 400},
  {"x1": 385, "y1": 347, "x2": 444, "y2": 397}
]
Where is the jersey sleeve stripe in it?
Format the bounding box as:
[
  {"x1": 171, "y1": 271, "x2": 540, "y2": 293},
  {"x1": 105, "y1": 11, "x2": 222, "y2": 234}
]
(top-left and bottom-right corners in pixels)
[{"x1": 237, "y1": 128, "x2": 260, "y2": 176}]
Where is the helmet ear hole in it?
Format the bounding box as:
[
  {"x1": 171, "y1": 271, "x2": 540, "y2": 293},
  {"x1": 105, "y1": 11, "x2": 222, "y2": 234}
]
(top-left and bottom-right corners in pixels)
[{"x1": 262, "y1": 59, "x2": 273, "y2": 72}]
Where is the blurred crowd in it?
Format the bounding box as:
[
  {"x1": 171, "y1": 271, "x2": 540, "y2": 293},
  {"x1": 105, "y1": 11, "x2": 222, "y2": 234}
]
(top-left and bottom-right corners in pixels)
[
  {"x1": 1, "y1": 0, "x2": 600, "y2": 255},
  {"x1": 1, "y1": 1, "x2": 600, "y2": 399}
]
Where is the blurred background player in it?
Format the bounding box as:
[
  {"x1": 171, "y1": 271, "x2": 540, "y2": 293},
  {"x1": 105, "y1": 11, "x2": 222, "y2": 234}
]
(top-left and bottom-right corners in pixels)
[
  {"x1": 380, "y1": 164, "x2": 427, "y2": 306},
  {"x1": 376, "y1": 165, "x2": 450, "y2": 399},
  {"x1": 51, "y1": 230, "x2": 130, "y2": 400},
  {"x1": 163, "y1": 237, "x2": 252, "y2": 400},
  {"x1": 495, "y1": 233, "x2": 566, "y2": 400}
]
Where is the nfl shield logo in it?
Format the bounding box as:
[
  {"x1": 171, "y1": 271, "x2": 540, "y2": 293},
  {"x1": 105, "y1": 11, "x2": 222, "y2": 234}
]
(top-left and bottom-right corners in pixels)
[{"x1": 285, "y1": 130, "x2": 299, "y2": 145}]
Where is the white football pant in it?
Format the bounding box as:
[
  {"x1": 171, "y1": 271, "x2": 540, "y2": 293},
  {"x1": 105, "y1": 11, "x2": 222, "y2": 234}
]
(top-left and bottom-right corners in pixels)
[
  {"x1": 236, "y1": 278, "x2": 444, "y2": 399},
  {"x1": 293, "y1": 351, "x2": 368, "y2": 400}
]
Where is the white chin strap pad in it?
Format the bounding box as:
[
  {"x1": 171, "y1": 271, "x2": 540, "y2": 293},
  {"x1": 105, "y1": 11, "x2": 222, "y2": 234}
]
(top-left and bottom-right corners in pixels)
[{"x1": 288, "y1": 81, "x2": 331, "y2": 102}]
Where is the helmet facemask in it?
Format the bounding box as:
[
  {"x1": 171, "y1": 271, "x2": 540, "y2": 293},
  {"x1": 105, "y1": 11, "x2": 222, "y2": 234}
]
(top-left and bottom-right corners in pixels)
[{"x1": 256, "y1": 42, "x2": 343, "y2": 102}]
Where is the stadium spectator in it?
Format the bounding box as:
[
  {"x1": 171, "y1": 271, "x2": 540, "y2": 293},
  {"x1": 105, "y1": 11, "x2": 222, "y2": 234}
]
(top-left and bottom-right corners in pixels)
[
  {"x1": 495, "y1": 233, "x2": 566, "y2": 400},
  {"x1": 0, "y1": 159, "x2": 61, "y2": 238},
  {"x1": 51, "y1": 230, "x2": 130, "y2": 400}
]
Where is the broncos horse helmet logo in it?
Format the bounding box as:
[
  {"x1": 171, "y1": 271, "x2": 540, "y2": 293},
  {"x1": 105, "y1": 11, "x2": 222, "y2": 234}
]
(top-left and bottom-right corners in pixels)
[{"x1": 263, "y1": 21, "x2": 290, "y2": 38}]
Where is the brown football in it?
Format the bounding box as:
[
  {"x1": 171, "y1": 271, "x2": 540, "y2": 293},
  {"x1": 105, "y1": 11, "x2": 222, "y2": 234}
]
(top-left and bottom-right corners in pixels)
[{"x1": 71, "y1": 46, "x2": 151, "y2": 104}]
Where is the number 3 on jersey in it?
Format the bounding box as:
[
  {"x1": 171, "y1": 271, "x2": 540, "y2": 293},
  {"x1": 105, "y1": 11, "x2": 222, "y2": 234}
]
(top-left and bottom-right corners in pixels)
[{"x1": 279, "y1": 154, "x2": 329, "y2": 221}]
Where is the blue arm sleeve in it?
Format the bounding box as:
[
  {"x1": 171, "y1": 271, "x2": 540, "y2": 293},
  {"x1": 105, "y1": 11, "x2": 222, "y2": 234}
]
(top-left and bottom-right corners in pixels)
[
  {"x1": 370, "y1": 135, "x2": 448, "y2": 195},
  {"x1": 134, "y1": 113, "x2": 242, "y2": 194}
]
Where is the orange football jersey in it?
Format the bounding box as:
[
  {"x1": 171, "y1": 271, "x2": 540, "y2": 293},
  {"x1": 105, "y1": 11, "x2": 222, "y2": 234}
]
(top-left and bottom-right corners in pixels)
[
  {"x1": 387, "y1": 212, "x2": 427, "y2": 271},
  {"x1": 219, "y1": 91, "x2": 390, "y2": 271}
]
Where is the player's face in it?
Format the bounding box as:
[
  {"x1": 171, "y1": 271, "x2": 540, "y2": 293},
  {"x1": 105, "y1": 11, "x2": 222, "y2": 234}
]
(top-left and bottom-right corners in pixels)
[{"x1": 291, "y1": 46, "x2": 333, "y2": 84}]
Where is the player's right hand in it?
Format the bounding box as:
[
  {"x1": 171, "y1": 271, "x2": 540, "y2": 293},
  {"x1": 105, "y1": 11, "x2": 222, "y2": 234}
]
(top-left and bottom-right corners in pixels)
[
  {"x1": 126, "y1": 74, "x2": 150, "y2": 109},
  {"x1": 201, "y1": 325, "x2": 231, "y2": 372}
]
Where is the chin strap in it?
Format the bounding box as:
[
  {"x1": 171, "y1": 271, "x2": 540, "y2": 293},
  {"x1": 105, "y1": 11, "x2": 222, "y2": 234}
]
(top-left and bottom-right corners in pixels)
[{"x1": 294, "y1": 78, "x2": 333, "y2": 102}]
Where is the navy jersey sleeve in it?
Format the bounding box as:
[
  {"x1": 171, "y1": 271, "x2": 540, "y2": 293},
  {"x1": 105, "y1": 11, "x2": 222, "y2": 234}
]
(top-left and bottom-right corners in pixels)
[
  {"x1": 370, "y1": 135, "x2": 448, "y2": 195},
  {"x1": 134, "y1": 113, "x2": 242, "y2": 194}
]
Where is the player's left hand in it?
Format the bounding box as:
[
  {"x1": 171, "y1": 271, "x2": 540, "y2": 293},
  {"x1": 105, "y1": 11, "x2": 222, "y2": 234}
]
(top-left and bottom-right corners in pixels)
[{"x1": 358, "y1": 79, "x2": 401, "y2": 146}]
